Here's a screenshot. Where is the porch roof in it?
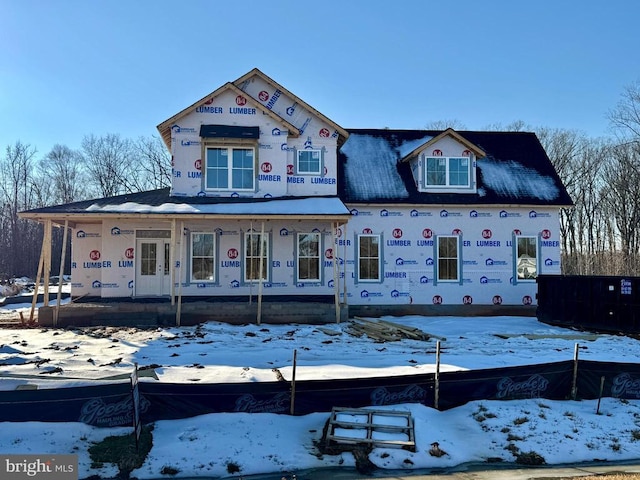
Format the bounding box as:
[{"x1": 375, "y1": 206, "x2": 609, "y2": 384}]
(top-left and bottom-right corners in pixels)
[{"x1": 19, "y1": 189, "x2": 352, "y2": 226}]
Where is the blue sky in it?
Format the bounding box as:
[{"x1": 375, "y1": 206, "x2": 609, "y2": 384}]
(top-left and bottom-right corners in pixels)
[{"x1": 1, "y1": 0, "x2": 639, "y2": 157}]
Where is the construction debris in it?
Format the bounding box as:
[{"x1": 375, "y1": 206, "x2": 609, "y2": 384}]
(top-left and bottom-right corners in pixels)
[
  {"x1": 323, "y1": 407, "x2": 416, "y2": 452},
  {"x1": 345, "y1": 317, "x2": 444, "y2": 343}
]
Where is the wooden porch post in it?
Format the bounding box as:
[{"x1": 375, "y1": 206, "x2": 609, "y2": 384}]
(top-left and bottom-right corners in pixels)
[
  {"x1": 176, "y1": 221, "x2": 184, "y2": 326},
  {"x1": 54, "y1": 220, "x2": 69, "y2": 327},
  {"x1": 257, "y1": 221, "x2": 265, "y2": 325},
  {"x1": 332, "y1": 222, "x2": 340, "y2": 323},
  {"x1": 170, "y1": 219, "x2": 176, "y2": 306},
  {"x1": 343, "y1": 221, "x2": 348, "y2": 307}
]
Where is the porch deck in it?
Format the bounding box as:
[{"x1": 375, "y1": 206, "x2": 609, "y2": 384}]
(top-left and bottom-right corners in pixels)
[{"x1": 37, "y1": 296, "x2": 348, "y2": 327}]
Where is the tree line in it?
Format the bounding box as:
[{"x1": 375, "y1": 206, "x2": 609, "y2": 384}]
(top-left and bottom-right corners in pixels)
[
  {"x1": 1, "y1": 80, "x2": 640, "y2": 281},
  {"x1": 0, "y1": 134, "x2": 170, "y2": 280}
]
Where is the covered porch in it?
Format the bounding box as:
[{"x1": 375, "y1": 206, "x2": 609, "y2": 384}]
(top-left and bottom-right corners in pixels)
[{"x1": 19, "y1": 191, "x2": 352, "y2": 327}]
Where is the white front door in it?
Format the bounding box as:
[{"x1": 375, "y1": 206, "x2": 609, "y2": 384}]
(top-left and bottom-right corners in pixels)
[{"x1": 135, "y1": 238, "x2": 171, "y2": 296}]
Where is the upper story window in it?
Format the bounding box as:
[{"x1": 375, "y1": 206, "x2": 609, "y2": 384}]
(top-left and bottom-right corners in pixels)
[
  {"x1": 297, "y1": 149, "x2": 323, "y2": 175},
  {"x1": 205, "y1": 146, "x2": 255, "y2": 191},
  {"x1": 425, "y1": 156, "x2": 470, "y2": 188}
]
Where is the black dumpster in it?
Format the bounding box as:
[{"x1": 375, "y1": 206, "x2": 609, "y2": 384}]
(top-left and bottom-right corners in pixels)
[{"x1": 537, "y1": 275, "x2": 640, "y2": 334}]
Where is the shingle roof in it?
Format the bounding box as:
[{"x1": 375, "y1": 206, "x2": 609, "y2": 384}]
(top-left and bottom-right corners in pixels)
[
  {"x1": 21, "y1": 189, "x2": 351, "y2": 218},
  {"x1": 338, "y1": 129, "x2": 573, "y2": 206}
]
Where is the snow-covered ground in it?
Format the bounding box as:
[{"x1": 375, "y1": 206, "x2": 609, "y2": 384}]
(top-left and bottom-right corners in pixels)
[{"x1": 2, "y1": 295, "x2": 640, "y2": 479}]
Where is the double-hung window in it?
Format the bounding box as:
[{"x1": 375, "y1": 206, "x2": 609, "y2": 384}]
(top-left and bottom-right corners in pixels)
[
  {"x1": 425, "y1": 156, "x2": 470, "y2": 188},
  {"x1": 244, "y1": 232, "x2": 269, "y2": 282},
  {"x1": 357, "y1": 234, "x2": 381, "y2": 282},
  {"x1": 515, "y1": 236, "x2": 538, "y2": 281},
  {"x1": 297, "y1": 233, "x2": 321, "y2": 282},
  {"x1": 205, "y1": 146, "x2": 255, "y2": 191},
  {"x1": 191, "y1": 232, "x2": 215, "y2": 282},
  {"x1": 296, "y1": 149, "x2": 322, "y2": 175},
  {"x1": 436, "y1": 235, "x2": 460, "y2": 282}
]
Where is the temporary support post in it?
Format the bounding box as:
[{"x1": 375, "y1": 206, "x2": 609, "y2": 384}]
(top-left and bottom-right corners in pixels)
[
  {"x1": 290, "y1": 349, "x2": 297, "y2": 415},
  {"x1": 170, "y1": 219, "x2": 176, "y2": 306},
  {"x1": 29, "y1": 235, "x2": 46, "y2": 324},
  {"x1": 571, "y1": 343, "x2": 579, "y2": 400},
  {"x1": 42, "y1": 219, "x2": 52, "y2": 307},
  {"x1": 434, "y1": 340, "x2": 441, "y2": 410},
  {"x1": 176, "y1": 221, "x2": 184, "y2": 327},
  {"x1": 332, "y1": 222, "x2": 340, "y2": 323},
  {"x1": 257, "y1": 221, "x2": 265, "y2": 325},
  {"x1": 54, "y1": 220, "x2": 69, "y2": 327}
]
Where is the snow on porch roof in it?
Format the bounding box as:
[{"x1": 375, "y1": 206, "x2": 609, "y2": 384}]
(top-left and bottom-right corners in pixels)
[{"x1": 20, "y1": 188, "x2": 352, "y2": 222}]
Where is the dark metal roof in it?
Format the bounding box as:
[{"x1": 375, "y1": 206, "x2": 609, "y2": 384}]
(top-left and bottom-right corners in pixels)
[{"x1": 338, "y1": 129, "x2": 573, "y2": 206}]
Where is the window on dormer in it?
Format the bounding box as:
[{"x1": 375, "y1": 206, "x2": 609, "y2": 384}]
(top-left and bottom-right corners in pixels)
[{"x1": 425, "y1": 156, "x2": 470, "y2": 188}]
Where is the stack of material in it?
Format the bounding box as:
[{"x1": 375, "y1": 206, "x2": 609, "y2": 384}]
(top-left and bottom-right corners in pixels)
[{"x1": 345, "y1": 317, "x2": 444, "y2": 342}]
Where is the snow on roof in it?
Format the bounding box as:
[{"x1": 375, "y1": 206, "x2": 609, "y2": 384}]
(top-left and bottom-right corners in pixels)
[
  {"x1": 84, "y1": 197, "x2": 351, "y2": 216},
  {"x1": 339, "y1": 133, "x2": 410, "y2": 200},
  {"x1": 396, "y1": 134, "x2": 433, "y2": 159},
  {"x1": 478, "y1": 158, "x2": 560, "y2": 201}
]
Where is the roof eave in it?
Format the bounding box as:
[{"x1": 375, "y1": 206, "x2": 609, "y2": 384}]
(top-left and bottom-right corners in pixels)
[{"x1": 400, "y1": 128, "x2": 487, "y2": 162}]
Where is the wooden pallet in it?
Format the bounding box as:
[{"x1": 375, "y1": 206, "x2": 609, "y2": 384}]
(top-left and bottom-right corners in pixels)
[{"x1": 325, "y1": 407, "x2": 416, "y2": 452}]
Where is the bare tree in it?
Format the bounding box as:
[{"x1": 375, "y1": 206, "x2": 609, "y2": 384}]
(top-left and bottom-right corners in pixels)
[
  {"x1": 601, "y1": 142, "x2": 640, "y2": 271},
  {"x1": 131, "y1": 135, "x2": 172, "y2": 190},
  {"x1": 0, "y1": 142, "x2": 41, "y2": 276},
  {"x1": 40, "y1": 144, "x2": 87, "y2": 204},
  {"x1": 81, "y1": 133, "x2": 135, "y2": 197},
  {"x1": 482, "y1": 120, "x2": 528, "y2": 132},
  {"x1": 608, "y1": 79, "x2": 640, "y2": 141},
  {"x1": 424, "y1": 119, "x2": 467, "y2": 130}
]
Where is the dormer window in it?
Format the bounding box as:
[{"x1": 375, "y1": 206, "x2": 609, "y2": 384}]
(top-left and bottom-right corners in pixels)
[{"x1": 425, "y1": 156, "x2": 470, "y2": 188}]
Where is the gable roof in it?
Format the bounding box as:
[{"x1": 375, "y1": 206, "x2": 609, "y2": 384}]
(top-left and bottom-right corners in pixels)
[
  {"x1": 156, "y1": 81, "x2": 299, "y2": 150},
  {"x1": 233, "y1": 68, "x2": 349, "y2": 141},
  {"x1": 157, "y1": 68, "x2": 349, "y2": 150},
  {"x1": 338, "y1": 129, "x2": 573, "y2": 207},
  {"x1": 399, "y1": 128, "x2": 486, "y2": 162}
]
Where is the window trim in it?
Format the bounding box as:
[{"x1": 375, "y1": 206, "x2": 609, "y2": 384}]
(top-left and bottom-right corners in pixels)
[
  {"x1": 295, "y1": 148, "x2": 324, "y2": 175},
  {"x1": 243, "y1": 230, "x2": 271, "y2": 284},
  {"x1": 434, "y1": 235, "x2": 462, "y2": 284},
  {"x1": 513, "y1": 234, "x2": 540, "y2": 283},
  {"x1": 356, "y1": 233, "x2": 383, "y2": 284},
  {"x1": 203, "y1": 144, "x2": 257, "y2": 192},
  {"x1": 295, "y1": 232, "x2": 322, "y2": 283},
  {"x1": 189, "y1": 231, "x2": 217, "y2": 283}
]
